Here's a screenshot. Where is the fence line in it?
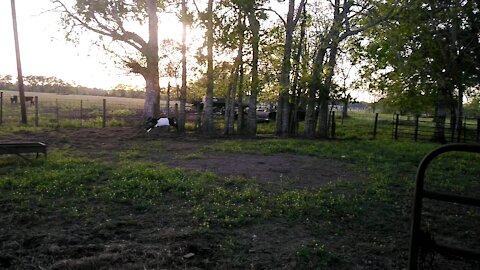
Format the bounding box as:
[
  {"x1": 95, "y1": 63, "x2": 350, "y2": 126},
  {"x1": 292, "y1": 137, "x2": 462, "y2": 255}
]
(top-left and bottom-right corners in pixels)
[{"x1": 2, "y1": 91, "x2": 480, "y2": 143}]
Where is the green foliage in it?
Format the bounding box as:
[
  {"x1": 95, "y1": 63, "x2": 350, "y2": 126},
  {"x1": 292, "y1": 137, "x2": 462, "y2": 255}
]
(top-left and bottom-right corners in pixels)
[{"x1": 354, "y1": 0, "x2": 480, "y2": 114}]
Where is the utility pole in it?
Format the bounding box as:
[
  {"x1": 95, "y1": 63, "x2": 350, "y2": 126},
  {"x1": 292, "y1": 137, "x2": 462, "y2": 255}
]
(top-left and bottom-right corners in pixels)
[{"x1": 11, "y1": 0, "x2": 27, "y2": 124}]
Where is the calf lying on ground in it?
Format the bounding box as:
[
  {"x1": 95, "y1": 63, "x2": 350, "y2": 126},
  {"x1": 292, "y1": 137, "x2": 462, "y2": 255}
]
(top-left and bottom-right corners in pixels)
[{"x1": 146, "y1": 117, "x2": 178, "y2": 132}]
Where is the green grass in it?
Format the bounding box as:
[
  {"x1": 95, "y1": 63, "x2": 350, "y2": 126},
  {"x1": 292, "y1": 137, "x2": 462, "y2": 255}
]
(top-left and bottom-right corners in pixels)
[{"x1": 1, "y1": 137, "x2": 479, "y2": 268}]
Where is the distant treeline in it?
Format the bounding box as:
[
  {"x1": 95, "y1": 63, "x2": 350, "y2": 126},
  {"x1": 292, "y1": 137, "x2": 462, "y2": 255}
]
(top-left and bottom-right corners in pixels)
[{"x1": 0, "y1": 74, "x2": 145, "y2": 99}]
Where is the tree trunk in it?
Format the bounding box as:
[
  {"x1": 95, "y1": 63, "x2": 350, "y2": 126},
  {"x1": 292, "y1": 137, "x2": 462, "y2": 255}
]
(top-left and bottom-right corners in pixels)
[
  {"x1": 202, "y1": 0, "x2": 215, "y2": 135},
  {"x1": 342, "y1": 97, "x2": 349, "y2": 119},
  {"x1": 247, "y1": 11, "x2": 260, "y2": 137},
  {"x1": 224, "y1": 12, "x2": 244, "y2": 135},
  {"x1": 434, "y1": 87, "x2": 449, "y2": 143},
  {"x1": 318, "y1": 1, "x2": 340, "y2": 138},
  {"x1": 143, "y1": 0, "x2": 160, "y2": 118},
  {"x1": 276, "y1": 0, "x2": 297, "y2": 137},
  {"x1": 304, "y1": 46, "x2": 327, "y2": 137},
  {"x1": 237, "y1": 62, "x2": 245, "y2": 134},
  {"x1": 178, "y1": 0, "x2": 187, "y2": 133},
  {"x1": 455, "y1": 85, "x2": 464, "y2": 140},
  {"x1": 289, "y1": 5, "x2": 307, "y2": 135},
  {"x1": 166, "y1": 82, "x2": 171, "y2": 117}
]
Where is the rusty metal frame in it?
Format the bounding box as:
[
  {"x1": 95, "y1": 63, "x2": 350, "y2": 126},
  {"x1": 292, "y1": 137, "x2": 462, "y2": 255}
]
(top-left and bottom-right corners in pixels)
[{"x1": 409, "y1": 143, "x2": 480, "y2": 269}]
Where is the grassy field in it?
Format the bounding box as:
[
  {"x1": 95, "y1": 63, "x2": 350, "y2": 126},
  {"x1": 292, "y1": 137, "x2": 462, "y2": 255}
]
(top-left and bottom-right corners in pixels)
[
  {"x1": 0, "y1": 127, "x2": 479, "y2": 269},
  {"x1": 0, "y1": 90, "x2": 185, "y2": 128}
]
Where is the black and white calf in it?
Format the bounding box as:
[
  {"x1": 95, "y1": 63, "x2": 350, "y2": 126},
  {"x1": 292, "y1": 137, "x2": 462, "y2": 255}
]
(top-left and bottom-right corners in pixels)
[{"x1": 146, "y1": 117, "x2": 178, "y2": 132}]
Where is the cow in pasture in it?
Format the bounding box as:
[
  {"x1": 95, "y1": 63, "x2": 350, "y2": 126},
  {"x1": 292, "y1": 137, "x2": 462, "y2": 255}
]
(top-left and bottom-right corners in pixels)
[
  {"x1": 9, "y1": 95, "x2": 34, "y2": 105},
  {"x1": 25, "y1": 96, "x2": 35, "y2": 105},
  {"x1": 146, "y1": 117, "x2": 178, "y2": 132}
]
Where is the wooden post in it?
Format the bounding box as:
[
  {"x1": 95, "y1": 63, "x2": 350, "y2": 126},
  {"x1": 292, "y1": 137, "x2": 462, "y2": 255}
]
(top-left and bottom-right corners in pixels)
[
  {"x1": 373, "y1": 113, "x2": 379, "y2": 138},
  {"x1": 0, "y1": 92, "x2": 3, "y2": 125},
  {"x1": 34, "y1": 96, "x2": 38, "y2": 127},
  {"x1": 80, "y1": 100, "x2": 83, "y2": 127},
  {"x1": 414, "y1": 115, "x2": 419, "y2": 141},
  {"x1": 11, "y1": 0, "x2": 27, "y2": 124},
  {"x1": 55, "y1": 99, "x2": 59, "y2": 126},
  {"x1": 102, "y1": 99, "x2": 106, "y2": 128},
  {"x1": 463, "y1": 117, "x2": 467, "y2": 142},
  {"x1": 394, "y1": 114, "x2": 399, "y2": 140}
]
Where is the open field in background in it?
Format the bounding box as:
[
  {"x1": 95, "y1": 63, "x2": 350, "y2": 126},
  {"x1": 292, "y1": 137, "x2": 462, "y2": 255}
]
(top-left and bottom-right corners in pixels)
[
  {"x1": 0, "y1": 128, "x2": 479, "y2": 269},
  {"x1": 2, "y1": 90, "x2": 480, "y2": 143}
]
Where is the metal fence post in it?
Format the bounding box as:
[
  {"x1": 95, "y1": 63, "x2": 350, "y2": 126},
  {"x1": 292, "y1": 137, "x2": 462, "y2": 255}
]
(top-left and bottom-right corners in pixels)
[
  {"x1": 477, "y1": 119, "x2": 480, "y2": 143},
  {"x1": 102, "y1": 99, "x2": 106, "y2": 128},
  {"x1": 394, "y1": 114, "x2": 399, "y2": 140},
  {"x1": 34, "y1": 96, "x2": 38, "y2": 127},
  {"x1": 373, "y1": 113, "x2": 379, "y2": 139}
]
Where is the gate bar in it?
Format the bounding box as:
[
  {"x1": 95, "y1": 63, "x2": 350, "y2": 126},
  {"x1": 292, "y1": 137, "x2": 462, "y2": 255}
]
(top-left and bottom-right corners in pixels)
[{"x1": 409, "y1": 143, "x2": 480, "y2": 269}]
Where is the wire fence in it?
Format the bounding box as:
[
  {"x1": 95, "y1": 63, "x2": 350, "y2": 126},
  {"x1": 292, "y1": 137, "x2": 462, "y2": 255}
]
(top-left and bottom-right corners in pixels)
[
  {"x1": 0, "y1": 91, "x2": 199, "y2": 128},
  {"x1": 2, "y1": 91, "x2": 480, "y2": 143},
  {"x1": 331, "y1": 111, "x2": 480, "y2": 143}
]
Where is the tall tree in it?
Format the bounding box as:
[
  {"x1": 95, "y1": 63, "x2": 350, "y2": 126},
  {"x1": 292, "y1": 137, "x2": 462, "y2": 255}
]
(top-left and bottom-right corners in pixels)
[
  {"x1": 224, "y1": 10, "x2": 245, "y2": 135},
  {"x1": 304, "y1": 0, "x2": 397, "y2": 138},
  {"x1": 178, "y1": 0, "x2": 188, "y2": 133},
  {"x1": 53, "y1": 0, "x2": 162, "y2": 118},
  {"x1": 201, "y1": 0, "x2": 216, "y2": 134},
  {"x1": 355, "y1": 0, "x2": 480, "y2": 142},
  {"x1": 246, "y1": 4, "x2": 261, "y2": 137},
  {"x1": 275, "y1": 0, "x2": 306, "y2": 137}
]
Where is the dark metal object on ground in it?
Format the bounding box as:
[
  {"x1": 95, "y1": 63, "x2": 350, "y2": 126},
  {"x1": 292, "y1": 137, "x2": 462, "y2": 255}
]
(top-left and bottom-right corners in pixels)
[
  {"x1": 409, "y1": 143, "x2": 480, "y2": 269},
  {"x1": 0, "y1": 142, "x2": 47, "y2": 162}
]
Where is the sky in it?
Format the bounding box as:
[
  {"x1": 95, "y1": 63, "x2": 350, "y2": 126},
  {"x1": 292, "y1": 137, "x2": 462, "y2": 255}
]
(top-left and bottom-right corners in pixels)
[
  {"x1": 0, "y1": 0, "x2": 184, "y2": 90},
  {"x1": 0, "y1": 1, "x2": 371, "y2": 101}
]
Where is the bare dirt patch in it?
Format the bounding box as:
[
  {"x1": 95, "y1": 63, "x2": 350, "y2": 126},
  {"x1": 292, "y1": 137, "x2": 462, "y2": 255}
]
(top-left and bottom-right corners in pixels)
[{"x1": 2, "y1": 127, "x2": 359, "y2": 190}]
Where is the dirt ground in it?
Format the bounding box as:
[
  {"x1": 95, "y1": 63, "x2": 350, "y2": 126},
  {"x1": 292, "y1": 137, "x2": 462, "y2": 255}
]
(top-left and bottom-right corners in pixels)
[
  {"x1": 1, "y1": 127, "x2": 358, "y2": 190},
  {"x1": 0, "y1": 128, "x2": 386, "y2": 269}
]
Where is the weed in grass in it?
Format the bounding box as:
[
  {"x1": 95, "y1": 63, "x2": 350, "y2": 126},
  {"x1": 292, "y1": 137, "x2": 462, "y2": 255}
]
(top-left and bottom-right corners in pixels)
[
  {"x1": 295, "y1": 240, "x2": 340, "y2": 268},
  {"x1": 181, "y1": 152, "x2": 204, "y2": 160},
  {"x1": 117, "y1": 149, "x2": 143, "y2": 160}
]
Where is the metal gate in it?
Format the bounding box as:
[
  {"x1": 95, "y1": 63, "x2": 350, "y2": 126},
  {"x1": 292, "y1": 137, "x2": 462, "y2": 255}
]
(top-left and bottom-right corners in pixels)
[{"x1": 409, "y1": 143, "x2": 480, "y2": 269}]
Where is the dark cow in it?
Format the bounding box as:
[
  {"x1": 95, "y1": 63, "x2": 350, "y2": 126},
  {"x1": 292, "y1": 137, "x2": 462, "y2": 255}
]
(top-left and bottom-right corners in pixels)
[
  {"x1": 25, "y1": 96, "x2": 35, "y2": 105},
  {"x1": 146, "y1": 117, "x2": 178, "y2": 132},
  {"x1": 10, "y1": 95, "x2": 34, "y2": 105}
]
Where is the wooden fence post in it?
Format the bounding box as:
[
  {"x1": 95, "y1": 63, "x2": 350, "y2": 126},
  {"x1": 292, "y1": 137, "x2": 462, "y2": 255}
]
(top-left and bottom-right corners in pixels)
[
  {"x1": 394, "y1": 114, "x2": 399, "y2": 140},
  {"x1": 102, "y1": 99, "x2": 106, "y2": 128},
  {"x1": 80, "y1": 100, "x2": 83, "y2": 127},
  {"x1": 414, "y1": 115, "x2": 419, "y2": 141},
  {"x1": 34, "y1": 96, "x2": 38, "y2": 127},
  {"x1": 373, "y1": 113, "x2": 379, "y2": 138},
  {"x1": 0, "y1": 92, "x2": 3, "y2": 125},
  {"x1": 55, "y1": 99, "x2": 59, "y2": 126}
]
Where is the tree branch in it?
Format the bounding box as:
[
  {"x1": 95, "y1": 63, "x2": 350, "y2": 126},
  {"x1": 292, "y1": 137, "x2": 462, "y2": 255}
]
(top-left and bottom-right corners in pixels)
[
  {"x1": 52, "y1": 0, "x2": 148, "y2": 54},
  {"x1": 257, "y1": 8, "x2": 287, "y2": 27},
  {"x1": 339, "y1": 0, "x2": 401, "y2": 41}
]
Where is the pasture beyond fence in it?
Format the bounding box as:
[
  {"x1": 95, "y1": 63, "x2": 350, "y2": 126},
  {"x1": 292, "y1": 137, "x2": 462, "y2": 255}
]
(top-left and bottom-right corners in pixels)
[{"x1": 1, "y1": 91, "x2": 480, "y2": 143}]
